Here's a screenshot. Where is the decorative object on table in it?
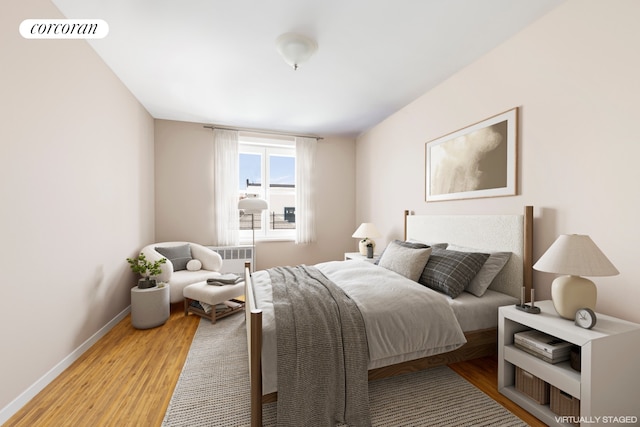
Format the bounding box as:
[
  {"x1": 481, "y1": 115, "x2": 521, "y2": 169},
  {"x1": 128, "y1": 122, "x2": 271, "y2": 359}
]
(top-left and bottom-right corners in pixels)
[
  {"x1": 425, "y1": 107, "x2": 518, "y2": 202},
  {"x1": 574, "y1": 307, "x2": 597, "y2": 329},
  {"x1": 365, "y1": 243, "x2": 374, "y2": 259},
  {"x1": 352, "y1": 222, "x2": 381, "y2": 256},
  {"x1": 533, "y1": 234, "x2": 619, "y2": 319},
  {"x1": 238, "y1": 197, "x2": 268, "y2": 271},
  {"x1": 515, "y1": 286, "x2": 540, "y2": 314},
  {"x1": 126, "y1": 252, "x2": 166, "y2": 289},
  {"x1": 275, "y1": 32, "x2": 317, "y2": 71}
]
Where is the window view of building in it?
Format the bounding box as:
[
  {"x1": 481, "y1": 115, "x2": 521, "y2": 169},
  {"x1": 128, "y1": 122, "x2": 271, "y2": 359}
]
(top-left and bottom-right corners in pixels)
[{"x1": 239, "y1": 138, "x2": 295, "y2": 240}]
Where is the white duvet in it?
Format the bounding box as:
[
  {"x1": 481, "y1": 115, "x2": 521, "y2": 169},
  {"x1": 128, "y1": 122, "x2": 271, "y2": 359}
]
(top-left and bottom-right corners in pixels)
[{"x1": 251, "y1": 260, "x2": 467, "y2": 394}]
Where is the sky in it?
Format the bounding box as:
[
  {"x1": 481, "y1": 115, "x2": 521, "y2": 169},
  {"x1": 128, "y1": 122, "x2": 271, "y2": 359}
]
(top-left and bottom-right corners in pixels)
[{"x1": 239, "y1": 153, "x2": 294, "y2": 190}]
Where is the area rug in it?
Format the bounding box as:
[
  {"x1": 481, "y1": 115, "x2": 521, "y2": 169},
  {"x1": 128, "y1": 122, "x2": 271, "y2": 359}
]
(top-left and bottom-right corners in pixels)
[{"x1": 162, "y1": 314, "x2": 527, "y2": 427}]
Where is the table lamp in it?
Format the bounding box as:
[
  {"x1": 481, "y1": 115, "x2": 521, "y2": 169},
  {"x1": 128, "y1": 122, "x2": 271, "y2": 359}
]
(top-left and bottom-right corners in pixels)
[
  {"x1": 352, "y1": 222, "x2": 381, "y2": 256},
  {"x1": 533, "y1": 234, "x2": 619, "y2": 319}
]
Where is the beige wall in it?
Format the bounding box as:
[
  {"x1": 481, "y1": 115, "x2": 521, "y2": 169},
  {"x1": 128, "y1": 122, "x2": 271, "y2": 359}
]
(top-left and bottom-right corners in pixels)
[
  {"x1": 154, "y1": 120, "x2": 216, "y2": 244},
  {"x1": 356, "y1": 0, "x2": 640, "y2": 322},
  {"x1": 154, "y1": 119, "x2": 357, "y2": 269},
  {"x1": 0, "y1": 0, "x2": 155, "y2": 417},
  {"x1": 259, "y1": 135, "x2": 358, "y2": 268}
]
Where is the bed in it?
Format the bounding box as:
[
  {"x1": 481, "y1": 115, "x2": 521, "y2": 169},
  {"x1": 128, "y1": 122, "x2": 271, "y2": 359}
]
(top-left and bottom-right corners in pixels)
[{"x1": 244, "y1": 206, "x2": 533, "y2": 426}]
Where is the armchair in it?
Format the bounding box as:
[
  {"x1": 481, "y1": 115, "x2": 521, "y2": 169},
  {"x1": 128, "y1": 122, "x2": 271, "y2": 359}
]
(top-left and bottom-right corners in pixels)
[{"x1": 140, "y1": 242, "x2": 223, "y2": 303}]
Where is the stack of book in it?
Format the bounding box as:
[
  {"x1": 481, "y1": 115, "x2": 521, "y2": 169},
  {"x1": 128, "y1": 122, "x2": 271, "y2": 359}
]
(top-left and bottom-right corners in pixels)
[
  {"x1": 514, "y1": 330, "x2": 572, "y2": 364},
  {"x1": 197, "y1": 300, "x2": 243, "y2": 314}
]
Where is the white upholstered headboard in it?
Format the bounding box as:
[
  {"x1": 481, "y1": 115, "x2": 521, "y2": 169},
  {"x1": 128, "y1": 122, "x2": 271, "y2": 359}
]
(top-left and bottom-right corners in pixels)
[{"x1": 404, "y1": 206, "x2": 533, "y2": 299}]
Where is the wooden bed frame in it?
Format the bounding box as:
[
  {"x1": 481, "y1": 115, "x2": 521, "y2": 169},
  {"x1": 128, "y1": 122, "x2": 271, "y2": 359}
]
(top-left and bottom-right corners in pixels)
[{"x1": 244, "y1": 206, "x2": 533, "y2": 426}]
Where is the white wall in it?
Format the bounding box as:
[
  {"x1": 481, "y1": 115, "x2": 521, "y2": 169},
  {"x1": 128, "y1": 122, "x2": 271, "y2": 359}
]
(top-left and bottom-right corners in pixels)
[
  {"x1": 154, "y1": 119, "x2": 357, "y2": 269},
  {"x1": 0, "y1": 0, "x2": 155, "y2": 418},
  {"x1": 356, "y1": 0, "x2": 640, "y2": 322}
]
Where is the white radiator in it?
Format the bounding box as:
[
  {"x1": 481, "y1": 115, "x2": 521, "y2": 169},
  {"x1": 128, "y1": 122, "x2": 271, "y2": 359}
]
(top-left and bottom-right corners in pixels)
[{"x1": 207, "y1": 245, "x2": 254, "y2": 275}]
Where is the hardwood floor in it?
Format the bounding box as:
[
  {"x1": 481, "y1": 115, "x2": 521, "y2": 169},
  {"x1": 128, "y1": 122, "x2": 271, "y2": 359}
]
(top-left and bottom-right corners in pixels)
[
  {"x1": 5, "y1": 304, "x2": 200, "y2": 427},
  {"x1": 449, "y1": 356, "x2": 546, "y2": 427},
  {"x1": 6, "y1": 304, "x2": 545, "y2": 427}
]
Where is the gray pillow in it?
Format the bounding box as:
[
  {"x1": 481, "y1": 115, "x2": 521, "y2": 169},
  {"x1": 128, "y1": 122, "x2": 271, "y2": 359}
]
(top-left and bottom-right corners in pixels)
[
  {"x1": 155, "y1": 244, "x2": 192, "y2": 271},
  {"x1": 407, "y1": 239, "x2": 448, "y2": 250},
  {"x1": 447, "y1": 244, "x2": 511, "y2": 297},
  {"x1": 419, "y1": 248, "x2": 490, "y2": 298},
  {"x1": 378, "y1": 241, "x2": 432, "y2": 282},
  {"x1": 375, "y1": 240, "x2": 430, "y2": 264}
]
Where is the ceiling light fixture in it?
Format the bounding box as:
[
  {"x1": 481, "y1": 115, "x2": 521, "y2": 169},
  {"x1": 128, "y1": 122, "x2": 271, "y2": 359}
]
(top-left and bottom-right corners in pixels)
[{"x1": 275, "y1": 32, "x2": 317, "y2": 71}]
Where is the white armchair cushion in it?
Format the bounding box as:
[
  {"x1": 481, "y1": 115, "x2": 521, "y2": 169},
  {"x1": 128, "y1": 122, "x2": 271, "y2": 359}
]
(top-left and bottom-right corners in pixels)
[
  {"x1": 190, "y1": 243, "x2": 223, "y2": 271},
  {"x1": 186, "y1": 259, "x2": 202, "y2": 271}
]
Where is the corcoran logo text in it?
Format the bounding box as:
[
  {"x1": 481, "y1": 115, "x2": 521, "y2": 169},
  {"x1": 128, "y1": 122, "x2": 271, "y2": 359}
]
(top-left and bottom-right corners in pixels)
[{"x1": 20, "y1": 19, "x2": 109, "y2": 39}]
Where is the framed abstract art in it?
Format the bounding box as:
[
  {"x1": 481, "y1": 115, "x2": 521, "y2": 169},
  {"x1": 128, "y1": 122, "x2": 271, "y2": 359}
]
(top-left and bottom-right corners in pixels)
[{"x1": 425, "y1": 108, "x2": 518, "y2": 202}]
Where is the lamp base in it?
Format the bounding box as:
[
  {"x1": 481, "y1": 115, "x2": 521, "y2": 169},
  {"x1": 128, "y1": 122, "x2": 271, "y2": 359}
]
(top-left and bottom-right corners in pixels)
[
  {"x1": 358, "y1": 239, "x2": 375, "y2": 256},
  {"x1": 551, "y1": 275, "x2": 597, "y2": 319}
]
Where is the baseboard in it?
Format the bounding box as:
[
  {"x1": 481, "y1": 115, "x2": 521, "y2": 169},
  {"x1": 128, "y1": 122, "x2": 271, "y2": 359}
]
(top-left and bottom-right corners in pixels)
[{"x1": 0, "y1": 306, "x2": 131, "y2": 425}]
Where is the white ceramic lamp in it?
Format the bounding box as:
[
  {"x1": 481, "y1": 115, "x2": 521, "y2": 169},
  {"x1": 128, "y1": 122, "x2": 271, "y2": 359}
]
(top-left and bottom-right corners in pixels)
[
  {"x1": 533, "y1": 234, "x2": 618, "y2": 319},
  {"x1": 352, "y1": 222, "x2": 381, "y2": 256}
]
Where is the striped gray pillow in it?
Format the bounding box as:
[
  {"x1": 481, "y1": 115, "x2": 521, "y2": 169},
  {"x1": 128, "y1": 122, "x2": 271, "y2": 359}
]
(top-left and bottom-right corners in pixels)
[{"x1": 419, "y1": 248, "x2": 489, "y2": 298}]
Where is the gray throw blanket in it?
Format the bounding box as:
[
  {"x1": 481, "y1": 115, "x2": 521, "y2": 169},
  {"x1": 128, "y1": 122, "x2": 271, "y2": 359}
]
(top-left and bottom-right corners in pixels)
[{"x1": 270, "y1": 265, "x2": 371, "y2": 427}]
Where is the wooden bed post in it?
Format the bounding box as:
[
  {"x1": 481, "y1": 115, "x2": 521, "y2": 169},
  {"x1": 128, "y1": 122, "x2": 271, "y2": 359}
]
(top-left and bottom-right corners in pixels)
[
  {"x1": 523, "y1": 206, "x2": 533, "y2": 302},
  {"x1": 245, "y1": 262, "x2": 264, "y2": 427},
  {"x1": 250, "y1": 313, "x2": 262, "y2": 426}
]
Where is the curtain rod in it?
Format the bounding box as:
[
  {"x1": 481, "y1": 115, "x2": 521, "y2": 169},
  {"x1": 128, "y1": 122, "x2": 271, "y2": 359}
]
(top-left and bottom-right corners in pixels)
[{"x1": 203, "y1": 124, "x2": 323, "y2": 140}]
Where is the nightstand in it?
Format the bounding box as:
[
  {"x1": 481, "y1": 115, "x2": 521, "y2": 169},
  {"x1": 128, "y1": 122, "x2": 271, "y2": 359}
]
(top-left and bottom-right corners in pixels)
[
  {"x1": 498, "y1": 300, "x2": 640, "y2": 426},
  {"x1": 344, "y1": 252, "x2": 379, "y2": 263}
]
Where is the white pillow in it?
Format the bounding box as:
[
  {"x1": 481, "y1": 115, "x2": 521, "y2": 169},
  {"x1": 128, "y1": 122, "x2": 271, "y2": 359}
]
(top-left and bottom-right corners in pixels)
[
  {"x1": 447, "y1": 244, "x2": 511, "y2": 297},
  {"x1": 186, "y1": 259, "x2": 202, "y2": 271},
  {"x1": 378, "y1": 241, "x2": 432, "y2": 282}
]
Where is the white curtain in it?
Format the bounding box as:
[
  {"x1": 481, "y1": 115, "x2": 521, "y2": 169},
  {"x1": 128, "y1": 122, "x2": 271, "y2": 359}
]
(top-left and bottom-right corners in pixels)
[
  {"x1": 295, "y1": 137, "x2": 317, "y2": 244},
  {"x1": 212, "y1": 129, "x2": 239, "y2": 246}
]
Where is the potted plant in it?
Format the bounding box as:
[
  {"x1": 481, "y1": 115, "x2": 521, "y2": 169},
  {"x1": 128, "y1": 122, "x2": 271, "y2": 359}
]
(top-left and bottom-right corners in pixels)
[{"x1": 126, "y1": 252, "x2": 167, "y2": 289}]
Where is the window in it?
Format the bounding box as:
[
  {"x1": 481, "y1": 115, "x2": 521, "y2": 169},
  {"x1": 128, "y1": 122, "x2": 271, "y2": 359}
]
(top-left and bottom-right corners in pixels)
[{"x1": 239, "y1": 136, "x2": 296, "y2": 241}]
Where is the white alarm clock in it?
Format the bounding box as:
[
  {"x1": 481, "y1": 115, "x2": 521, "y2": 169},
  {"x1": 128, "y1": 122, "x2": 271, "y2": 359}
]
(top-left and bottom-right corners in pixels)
[{"x1": 575, "y1": 307, "x2": 597, "y2": 329}]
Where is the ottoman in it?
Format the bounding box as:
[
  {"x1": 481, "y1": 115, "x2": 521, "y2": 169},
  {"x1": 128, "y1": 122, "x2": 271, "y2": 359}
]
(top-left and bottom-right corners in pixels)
[{"x1": 183, "y1": 280, "x2": 245, "y2": 323}]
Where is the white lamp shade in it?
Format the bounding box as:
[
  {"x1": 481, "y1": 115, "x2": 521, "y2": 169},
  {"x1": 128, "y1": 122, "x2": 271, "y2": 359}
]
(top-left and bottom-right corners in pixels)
[
  {"x1": 275, "y1": 32, "x2": 317, "y2": 69},
  {"x1": 534, "y1": 234, "x2": 618, "y2": 319},
  {"x1": 352, "y1": 223, "x2": 381, "y2": 239},
  {"x1": 238, "y1": 197, "x2": 268, "y2": 213},
  {"x1": 533, "y1": 234, "x2": 619, "y2": 277}
]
